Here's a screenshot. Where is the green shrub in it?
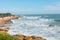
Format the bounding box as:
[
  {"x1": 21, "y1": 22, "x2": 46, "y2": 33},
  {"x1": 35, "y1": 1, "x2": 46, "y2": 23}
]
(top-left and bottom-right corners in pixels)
[
  {"x1": 0, "y1": 32, "x2": 20, "y2": 40},
  {"x1": 0, "y1": 13, "x2": 14, "y2": 17}
]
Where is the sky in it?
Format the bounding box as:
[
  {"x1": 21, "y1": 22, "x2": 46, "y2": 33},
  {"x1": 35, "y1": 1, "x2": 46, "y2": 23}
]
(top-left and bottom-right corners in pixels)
[{"x1": 0, "y1": 0, "x2": 60, "y2": 14}]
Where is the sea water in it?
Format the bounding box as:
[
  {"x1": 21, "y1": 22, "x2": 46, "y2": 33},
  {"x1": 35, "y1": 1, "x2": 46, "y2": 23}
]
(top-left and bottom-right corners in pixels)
[{"x1": 7, "y1": 14, "x2": 60, "y2": 40}]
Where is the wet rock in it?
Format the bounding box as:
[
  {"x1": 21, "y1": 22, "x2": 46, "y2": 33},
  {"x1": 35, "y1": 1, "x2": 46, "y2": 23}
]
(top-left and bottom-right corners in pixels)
[
  {"x1": 0, "y1": 27, "x2": 9, "y2": 32},
  {"x1": 14, "y1": 35, "x2": 24, "y2": 40},
  {"x1": 49, "y1": 24, "x2": 54, "y2": 27},
  {"x1": 0, "y1": 16, "x2": 20, "y2": 24}
]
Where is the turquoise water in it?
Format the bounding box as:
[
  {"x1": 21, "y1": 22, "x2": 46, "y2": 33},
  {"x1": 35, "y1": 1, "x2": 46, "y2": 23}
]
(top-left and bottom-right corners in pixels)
[{"x1": 7, "y1": 14, "x2": 60, "y2": 40}]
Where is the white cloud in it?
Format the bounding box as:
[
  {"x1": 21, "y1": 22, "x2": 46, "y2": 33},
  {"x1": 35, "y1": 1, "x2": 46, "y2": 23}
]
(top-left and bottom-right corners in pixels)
[
  {"x1": 40, "y1": 2, "x2": 60, "y2": 14},
  {"x1": 0, "y1": 2, "x2": 60, "y2": 14},
  {"x1": 0, "y1": 8, "x2": 33, "y2": 14}
]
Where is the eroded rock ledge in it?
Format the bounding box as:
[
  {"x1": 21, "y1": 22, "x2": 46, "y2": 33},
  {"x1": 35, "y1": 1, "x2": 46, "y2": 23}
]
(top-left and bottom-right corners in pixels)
[
  {"x1": 14, "y1": 34, "x2": 46, "y2": 40},
  {"x1": 0, "y1": 16, "x2": 20, "y2": 24},
  {"x1": 0, "y1": 27, "x2": 9, "y2": 32}
]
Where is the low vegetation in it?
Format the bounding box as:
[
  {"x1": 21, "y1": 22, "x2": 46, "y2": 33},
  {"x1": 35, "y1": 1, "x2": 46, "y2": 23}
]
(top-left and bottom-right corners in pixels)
[
  {"x1": 0, "y1": 13, "x2": 14, "y2": 17},
  {"x1": 0, "y1": 32, "x2": 20, "y2": 40}
]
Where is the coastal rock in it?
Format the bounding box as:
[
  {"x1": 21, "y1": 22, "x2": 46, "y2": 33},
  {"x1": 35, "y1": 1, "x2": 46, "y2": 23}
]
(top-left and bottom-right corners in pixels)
[
  {"x1": 14, "y1": 35, "x2": 46, "y2": 40},
  {"x1": 0, "y1": 16, "x2": 20, "y2": 24},
  {"x1": 0, "y1": 27, "x2": 9, "y2": 32},
  {"x1": 3, "y1": 16, "x2": 20, "y2": 20}
]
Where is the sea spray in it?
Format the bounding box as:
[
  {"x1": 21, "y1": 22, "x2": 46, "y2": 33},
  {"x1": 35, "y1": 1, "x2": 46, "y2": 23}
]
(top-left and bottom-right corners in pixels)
[{"x1": 8, "y1": 15, "x2": 60, "y2": 40}]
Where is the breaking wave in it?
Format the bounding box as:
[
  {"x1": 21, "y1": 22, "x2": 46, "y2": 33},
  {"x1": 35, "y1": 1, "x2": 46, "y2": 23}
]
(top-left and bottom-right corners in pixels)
[{"x1": 8, "y1": 16, "x2": 60, "y2": 40}]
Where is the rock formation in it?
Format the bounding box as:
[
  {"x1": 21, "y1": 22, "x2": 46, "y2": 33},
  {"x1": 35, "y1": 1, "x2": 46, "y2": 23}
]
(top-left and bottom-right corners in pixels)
[{"x1": 14, "y1": 35, "x2": 46, "y2": 40}]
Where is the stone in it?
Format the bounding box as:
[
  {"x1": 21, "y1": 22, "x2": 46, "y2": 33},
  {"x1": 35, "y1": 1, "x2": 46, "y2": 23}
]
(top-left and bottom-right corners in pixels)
[
  {"x1": 0, "y1": 27, "x2": 9, "y2": 32},
  {"x1": 14, "y1": 35, "x2": 46, "y2": 40}
]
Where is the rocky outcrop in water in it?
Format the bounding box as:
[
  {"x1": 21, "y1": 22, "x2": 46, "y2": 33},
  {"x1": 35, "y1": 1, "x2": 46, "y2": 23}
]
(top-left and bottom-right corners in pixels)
[
  {"x1": 0, "y1": 16, "x2": 20, "y2": 24},
  {"x1": 0, "y1": 15, "x2": 20, "y2": 33}
]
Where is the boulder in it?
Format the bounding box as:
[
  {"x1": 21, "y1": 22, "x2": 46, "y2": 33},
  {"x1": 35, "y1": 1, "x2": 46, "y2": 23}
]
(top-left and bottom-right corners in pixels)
[
  {"x1": 0, "y1": 16, "x2": 20, "y2": 24},
  {"x1": 0, "y1": 27, "x2": 9, "y2": 32},
  {"x1": 14, "y1": 35, "x2": 46, "y2": 40}
]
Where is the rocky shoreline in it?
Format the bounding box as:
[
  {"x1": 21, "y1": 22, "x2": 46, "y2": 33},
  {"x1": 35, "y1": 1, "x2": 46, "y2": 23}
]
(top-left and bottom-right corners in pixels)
[
  {"x1": 0, "y1": 15, "x2": 20, "y2": 32},
  {"x1": 0, "y1": 15, "x2": 46, "y2": 40},
  {"x1": 0, "y1": 16, "x2": 20, "y2": 24},
  {"x1": 14, "y1": 34, "x2": 46, "y2": 40}
]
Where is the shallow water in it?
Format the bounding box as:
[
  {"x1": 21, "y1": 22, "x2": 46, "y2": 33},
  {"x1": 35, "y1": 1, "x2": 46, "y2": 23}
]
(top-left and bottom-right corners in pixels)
[{"x1": 7, "y1": 14, "x2": 60, "y2": 40}]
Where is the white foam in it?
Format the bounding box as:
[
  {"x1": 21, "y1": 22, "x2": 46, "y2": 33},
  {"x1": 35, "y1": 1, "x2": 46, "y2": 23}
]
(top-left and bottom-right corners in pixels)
[
  {"x1": 45, "y1": 37, "x2": 57, "y2": 40},
  {"x1": 23, "y1": 16, "x2": 41, "y2": 20},
  {"x1": 8, "y1": 16, "x2": 60, "y2": 40}
]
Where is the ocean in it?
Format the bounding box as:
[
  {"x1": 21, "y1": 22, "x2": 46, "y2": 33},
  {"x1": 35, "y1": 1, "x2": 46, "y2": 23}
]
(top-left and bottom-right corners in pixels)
[{"x1": 7, "y1": 14, "x2": 60, "y2": 40}]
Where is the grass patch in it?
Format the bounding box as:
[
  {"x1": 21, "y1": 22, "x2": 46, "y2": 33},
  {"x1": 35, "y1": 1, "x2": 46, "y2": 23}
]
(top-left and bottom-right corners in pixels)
[
  {"x1": 0, "y1": 13, "x2": 14, "y2": 17},
  {"x1": 0, "y1": 32, "x2": 20, "y2": 40}
]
